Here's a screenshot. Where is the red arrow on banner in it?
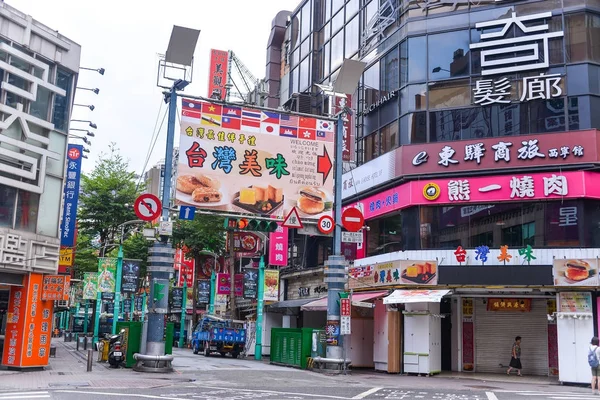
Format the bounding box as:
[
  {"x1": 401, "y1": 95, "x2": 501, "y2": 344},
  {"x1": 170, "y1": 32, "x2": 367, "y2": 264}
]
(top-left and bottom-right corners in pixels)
[{"x1": 317, "y1": 146, "x2": 332, "y2": 185}]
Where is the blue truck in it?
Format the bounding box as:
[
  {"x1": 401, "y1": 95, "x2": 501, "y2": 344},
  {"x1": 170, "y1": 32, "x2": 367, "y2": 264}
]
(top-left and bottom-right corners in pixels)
[{"x1": 191, "y1": 315, "x2": 246, "y2": 358}]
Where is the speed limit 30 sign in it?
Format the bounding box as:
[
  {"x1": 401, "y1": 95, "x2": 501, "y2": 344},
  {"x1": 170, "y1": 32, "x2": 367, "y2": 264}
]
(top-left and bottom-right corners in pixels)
[{"x1": 317, "y1": 215, "x2": 335, "y2": 235}]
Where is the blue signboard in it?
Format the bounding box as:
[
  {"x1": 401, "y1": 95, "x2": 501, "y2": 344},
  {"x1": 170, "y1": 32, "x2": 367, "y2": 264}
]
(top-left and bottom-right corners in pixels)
[
  {"x1": 179, "y1": 205, "x2": 196, "y2": 221},
  {"x1": 60, "y1": 144, "x2": 83, "y2": 248}
]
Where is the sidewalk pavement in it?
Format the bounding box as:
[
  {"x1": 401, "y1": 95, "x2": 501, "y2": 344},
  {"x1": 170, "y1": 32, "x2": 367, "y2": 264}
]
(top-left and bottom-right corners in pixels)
[{"x1": 0, "y1": 337, "x2": 564, "y2": 392}]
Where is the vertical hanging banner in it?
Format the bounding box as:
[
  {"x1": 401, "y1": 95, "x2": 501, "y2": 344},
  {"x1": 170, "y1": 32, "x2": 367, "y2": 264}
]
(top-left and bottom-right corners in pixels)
[
  {"x1": 170, "y1": 287, "x2": 184, "y2": 310},
  {"x1": 207, "y1": 49, "x2": 229, "y2": 100},
  {"x1": 59, "y1": 144, "x2": 83, "y2": 273},
  {"x1": 334, "y1": 94, "x2": 354, "y2": 162},
  {"x1": 121, "y1": 259, "x2": 141, "y2": 293},
  {"x1": 215, "y1": 273, "x2": 243, "y2": 296},
  {"x1": 82, "y1": 272, "x2": 98, "y2": 300},
  {"x1": 269, "y1": 223, "x2": 289, "y2": 266},
  {"x1": 2, "y1": 273, "x2": 54, "y2": 368},
  {"x1": 263, "y1": 269, "x2": 280, "y2": 302},
  {"x1": 175, "y1": 248, "x2": 195, "y2": 287},
  {"x1": 243, "y1": 269, "x2": 258, "y2": 299},
  {"x1": 97, "y1": 258, "x2": 117, "y2": 293},
  {"x1": 197, "y1": 280, "x2": 211, "y2": 305}
]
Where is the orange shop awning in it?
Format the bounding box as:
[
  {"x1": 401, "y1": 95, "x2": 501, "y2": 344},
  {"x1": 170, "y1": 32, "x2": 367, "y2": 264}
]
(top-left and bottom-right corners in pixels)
[{"x1": 300, "y1": 291, "x2": 388, "y2": 312}]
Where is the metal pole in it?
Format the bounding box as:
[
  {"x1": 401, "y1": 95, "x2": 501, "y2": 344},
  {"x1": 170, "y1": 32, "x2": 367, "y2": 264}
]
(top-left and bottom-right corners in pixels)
[
  {"x1": 83, "y1": 301, "x2": 89, "y2": 333},
  {"x1": 86, "y1": 349, "x2": 93, "y2": 372},
  {"x1": 324, "y1": 112, "x2": 347, "y2": 361},
  {"x1": 141, "y1": 292, "x2": 147, "y2": 321},
  {"x1": 93, "y1": 290, "x2": 101, "y2": 345},
  {"x1": 254, "y1": 256, "x2": 265, "y2": 360},
  {"x1": 112, "y1": 246, "x2": 123, "y2": 334},
  {"x1": 161, "y1": 86, "x2": 177, "y2": 218},
  {"x1": 179, "y1": 278, "x2": 187, "y2": 348},
  {"x1": 209, "y1": 270, "x2": 216, "y2": 314},
  {"x1": 228, "y1": 232, "x2": 237, "y2": 318},
  {"x1": 130, "y1": 294, "x2": 135, "y2": 320}
]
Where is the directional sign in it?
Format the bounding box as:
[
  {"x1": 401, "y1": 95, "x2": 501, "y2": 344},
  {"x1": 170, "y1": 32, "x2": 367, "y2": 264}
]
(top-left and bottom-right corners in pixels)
[
  {"x1": 179, "y1": 205, "x2": 196, "y2": 221},
  {"x1": 134, "y1": 193, "x2": 162, "y2": 222},
  {"x1": 318, "y1": 215, "x2": 335, "y2": 235},
  {"x1": 342, "y1": 207, "x2": 364, "y2": 232},
  {"x1": 153, "y1": 282, "x2": 165, "y2": 302},
  {"x1": 282, "y1": 207, "x2": 303, "y2": 229},
  {"x1": 342, "y1": 231, "x2": 363, "y2": 243}
]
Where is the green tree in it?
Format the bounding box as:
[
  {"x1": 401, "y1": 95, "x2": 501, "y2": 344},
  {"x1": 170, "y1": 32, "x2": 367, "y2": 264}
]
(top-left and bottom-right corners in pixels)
[
  {"x1": 78, "y1": 143, "x2": 140, "y2": 252},
  {"x1": 72, "y1": 233, "x2": 99, "y2": 280}
]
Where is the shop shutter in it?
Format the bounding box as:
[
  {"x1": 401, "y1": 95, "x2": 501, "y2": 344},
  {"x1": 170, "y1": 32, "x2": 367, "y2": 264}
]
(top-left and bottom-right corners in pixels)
[{"x1": 474, "y1": 298, "x2": 549, "y2": 376}]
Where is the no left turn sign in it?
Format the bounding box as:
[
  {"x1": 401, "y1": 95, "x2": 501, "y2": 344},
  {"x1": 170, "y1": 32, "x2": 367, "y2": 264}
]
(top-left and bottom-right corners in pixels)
[
  {"x1": 134, "y1": 193, "x2": 162, "y2": 222},
  {"x1": 317, "y1": 215, "x2": 335, "y2": 235}
]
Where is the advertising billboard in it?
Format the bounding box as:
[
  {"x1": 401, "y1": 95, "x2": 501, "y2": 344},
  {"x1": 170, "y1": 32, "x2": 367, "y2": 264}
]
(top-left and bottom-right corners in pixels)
[
  {"x1": 207, "y1": 49, "x2": 229, "y2": 100},
  {"x1": 177, "y1": 99, "x2": 335, "y2": 221}
]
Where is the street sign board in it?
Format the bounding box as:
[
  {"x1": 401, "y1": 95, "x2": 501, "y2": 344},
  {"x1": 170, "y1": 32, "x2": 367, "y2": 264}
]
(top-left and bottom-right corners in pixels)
[
  {"x1": 298, "y1": 225, "x2": 333, "y2": 237},
  {"x1": 179, "y1": 205, "x2": 196, "y2": 221},
  {"x1": 158, "y1": 221, "x2": 173, "y2": 236},
  {"x1": 282, "y1": 207, "x2": 303, "y2": 229},
  {"x1": 340, "y1": 298, "x2": 351, "y2": 335},
  {"x1": 342, "y1": 207, "x2": 364, "y2": 232},
  {"x1": 134, "y1": 193, "x2": 162, "y2": 222},
  {"x1": 342, "y1": 231, "x2": 363, "y2": 243},
  {"x1": 352, "y1": 301, "x2": 375, "y2": 309},
  {"x1": 317, "y1": 215, "x2": 335, "y2": 235},
  {"x1": 340, "y1": 298, "x2": 351, "y2": 317}
]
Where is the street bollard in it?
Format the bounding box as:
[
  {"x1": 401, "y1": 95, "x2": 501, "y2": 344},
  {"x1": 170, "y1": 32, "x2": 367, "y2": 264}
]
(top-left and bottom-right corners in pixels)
[{"x1": 87, "y1": 349, "x2": 93, "y2": 372}]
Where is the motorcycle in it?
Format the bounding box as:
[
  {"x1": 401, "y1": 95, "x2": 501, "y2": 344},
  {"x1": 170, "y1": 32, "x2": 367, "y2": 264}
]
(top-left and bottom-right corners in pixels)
[{"x1": 106, "y1": 329, "x2": 125, "y2": 368}]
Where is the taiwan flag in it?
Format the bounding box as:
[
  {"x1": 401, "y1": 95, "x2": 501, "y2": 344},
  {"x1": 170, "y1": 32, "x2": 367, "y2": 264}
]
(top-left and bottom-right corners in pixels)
[
  {"x1": 299, "y1": 116, "x2": 317, "y2": 129},
  {"x1": 222, "y1": 116, "x2": 241, "y2": 130}
]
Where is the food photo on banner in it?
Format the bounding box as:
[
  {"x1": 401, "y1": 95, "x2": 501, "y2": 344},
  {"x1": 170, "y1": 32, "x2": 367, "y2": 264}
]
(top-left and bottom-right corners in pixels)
[
  {"x1": 177, "y1": 99, "x2": 335, "y2": 220},
  {"x1": 553, "y1": 258, "x2": 599, "y2": 286}
]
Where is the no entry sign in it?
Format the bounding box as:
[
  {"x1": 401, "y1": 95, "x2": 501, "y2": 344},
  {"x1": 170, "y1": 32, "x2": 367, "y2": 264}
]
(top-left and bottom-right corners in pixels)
[
  {"x1": 134, "y1": 193, "x2": 162, "y2": 222},
  {"x1": 342, "y1": 208, "x2": 364, "y2": 232}
]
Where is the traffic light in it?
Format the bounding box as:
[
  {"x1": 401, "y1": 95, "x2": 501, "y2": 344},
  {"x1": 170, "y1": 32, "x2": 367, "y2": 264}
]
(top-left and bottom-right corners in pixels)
[{"x1": 224, "y1": 217, "x2": 278, "y2": 232}]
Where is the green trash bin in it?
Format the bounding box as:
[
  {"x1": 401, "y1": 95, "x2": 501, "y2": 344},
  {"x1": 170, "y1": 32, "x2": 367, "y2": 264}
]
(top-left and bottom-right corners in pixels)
[
  {"x1": 165, "y1": 322, "x2": 174, "y2": 355},
  {"x1": 116, "y1": 321, "x2": 142, "y2": 368},
  {"x1": 270, "y1": 328, "x2": 313, "y2": 369}
]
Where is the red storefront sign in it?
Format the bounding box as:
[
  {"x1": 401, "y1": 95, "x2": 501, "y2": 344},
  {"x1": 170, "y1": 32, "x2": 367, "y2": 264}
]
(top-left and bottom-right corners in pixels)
[
  {"x1": 2, "y1": 273, "x2": 54, "y2": 368},
  {"x1": 175, "y1": 247, "x2": 195, "y2": 287},
  {"x1": 402, "y1": 129, "x2": 599, "y2": 176},
  {"x1": 207, "y1": 49, "x2": 229, "y2": 100},
  {"x1": 340, "y1": 298, "x2": 351, "y2": 317},
  {"x1": 333, "y1": 94, "x2": 354, "y2": 162},
  {"x1": 42, "y1": 275, "x2": 70, "y2": 301}
]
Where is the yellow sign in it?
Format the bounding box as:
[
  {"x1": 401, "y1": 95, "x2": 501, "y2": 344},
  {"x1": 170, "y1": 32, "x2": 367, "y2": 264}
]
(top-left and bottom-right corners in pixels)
[{"x1": 59, "y1": 248, "x2": 73, "y2": 267}]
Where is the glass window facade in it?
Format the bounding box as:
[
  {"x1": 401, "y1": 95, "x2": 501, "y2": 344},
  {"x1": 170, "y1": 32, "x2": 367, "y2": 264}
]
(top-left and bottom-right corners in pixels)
[
  {"x1": 366, "y1": 199, "x2": 592, "y2": 256},
  {"x1": 52, "y1": 68, "x2": 73, "y2": 132}
]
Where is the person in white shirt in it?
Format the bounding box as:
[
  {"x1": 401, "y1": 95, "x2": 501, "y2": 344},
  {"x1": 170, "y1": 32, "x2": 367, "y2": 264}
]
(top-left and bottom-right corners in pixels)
[{"x1": 590, "y1": 337, "x2": 600, "y2": 395}]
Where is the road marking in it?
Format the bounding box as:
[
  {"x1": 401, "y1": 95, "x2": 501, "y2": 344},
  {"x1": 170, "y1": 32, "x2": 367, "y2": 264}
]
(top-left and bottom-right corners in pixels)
[
  {"x1": 352, "y1": 387, "x2": 383, "y2": 399},
  {"x1": 200, "y1": 385, "x2": 349, "y2": 399},
  {"x1": 486, "y1": 392, "x2": 499, "y2": 400},
  {"x1": 0, "y1": 396, "x2": 50, "y2": 400},
  {"x1": 55, "y1": 391, "x2": 182, "y2": 400},
  {"x1": 0, "y1": 393, "x2": 49, "y2": 397}
]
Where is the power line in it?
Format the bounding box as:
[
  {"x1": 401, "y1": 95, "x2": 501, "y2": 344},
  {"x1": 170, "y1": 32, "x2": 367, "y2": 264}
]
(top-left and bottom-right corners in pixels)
[{"x1": 136, "y1": 106, "x2": 168, "y2": 190}]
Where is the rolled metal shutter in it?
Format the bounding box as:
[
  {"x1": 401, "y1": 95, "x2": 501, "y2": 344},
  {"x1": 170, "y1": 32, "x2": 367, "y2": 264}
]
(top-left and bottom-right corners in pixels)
[{"x1": 474, "y1": 298, "x2": 549, "y2": 376}]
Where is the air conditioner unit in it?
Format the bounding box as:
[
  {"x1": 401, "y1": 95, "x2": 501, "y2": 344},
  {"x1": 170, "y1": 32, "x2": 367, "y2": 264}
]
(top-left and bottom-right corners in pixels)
[{"x1": 283, "y1": 93, "x2": 312, "y2": 114}]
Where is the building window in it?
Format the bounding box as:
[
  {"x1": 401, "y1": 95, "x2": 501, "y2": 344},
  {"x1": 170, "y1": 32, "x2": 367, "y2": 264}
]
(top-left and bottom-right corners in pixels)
[
  {"x1": 52, "y1": 68, "x2": 73, "y2": 132},
  {"x1": 300, "y1": 57, "x2": 311, "y2": 91},
  {"x1": 332, "y1": 8, "x2": 345, "y2": 35},
  {"x1": 380, "y1": 121, "x2": 398, "y2": 154},
  {"x1": 331, "y1": 30, "x2": 345, "y2": 73},
  {"x1": 363, "y1": 62, "x2": 380, "y2": 105},
  {"x1": 428, "y1": 30, "x2": 470, "y2": 81},
  {"x1": 345, "y1": 15, "x2": 359, "y2": 57},
  {"x1": 364, "y1": 131, "x2": 380, "y2": 162},
  {"x1": 408, "y1": 36, "x2": 427, "y2": 83},
  {"x1": 0, "y1": 184, "x2": 17, "y2": 228},
  {"x1": 301, "y1": 0, "x2": 311, "y2": 41},
  {"x1": 30, "y1": 86, "x2": 52, "y2": 121},
  {"x1": 382, "y1": 46, "x2": 399, "y2": 93}
]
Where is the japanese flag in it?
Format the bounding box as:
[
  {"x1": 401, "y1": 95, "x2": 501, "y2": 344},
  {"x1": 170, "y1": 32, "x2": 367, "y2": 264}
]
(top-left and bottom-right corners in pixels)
[
  {"x1": 261, "y1": 121, "x2": 279, "y2": 135},
  {"x1": 317, "y1": 119, "x2": 334, "y2": 132}
]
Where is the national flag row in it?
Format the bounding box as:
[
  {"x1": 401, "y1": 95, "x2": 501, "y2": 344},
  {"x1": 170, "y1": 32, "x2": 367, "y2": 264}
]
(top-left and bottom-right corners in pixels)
[{"x1": 181, "y1": 98, "x2": 335, "y2": 140}]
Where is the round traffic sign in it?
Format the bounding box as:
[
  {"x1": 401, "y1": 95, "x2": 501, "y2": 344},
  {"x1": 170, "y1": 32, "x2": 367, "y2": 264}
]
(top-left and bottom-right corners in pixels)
[
  {"x1": 342, "y1": 207, "x2": 364, "y2": 232},
  {"x1": 317, "y1": 215, "x2": 335, "y2": 235},
  {"x1": 134, "y1": 193, "x2": 162, "y2": 222}
]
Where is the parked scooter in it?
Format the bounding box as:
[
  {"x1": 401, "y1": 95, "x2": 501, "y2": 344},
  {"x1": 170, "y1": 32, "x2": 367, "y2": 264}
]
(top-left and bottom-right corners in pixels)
[{"x1": 106, "y1": 329, "x2": 125, "y2": 368}]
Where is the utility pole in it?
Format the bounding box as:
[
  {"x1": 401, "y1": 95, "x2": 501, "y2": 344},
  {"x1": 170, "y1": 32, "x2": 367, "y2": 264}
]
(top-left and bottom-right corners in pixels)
[
  {"x1": 179, "y1": 276, "x2": 187, "y2": 348},
  {"x1": 112, "y1": 245, "x2": 123, "y2": 334},
  {"x1": 254, "y1": 256, "x2": 265, "y2": 360},
  {"x1": 228, "y1": 231, "x2": 237, "y2": 318}
]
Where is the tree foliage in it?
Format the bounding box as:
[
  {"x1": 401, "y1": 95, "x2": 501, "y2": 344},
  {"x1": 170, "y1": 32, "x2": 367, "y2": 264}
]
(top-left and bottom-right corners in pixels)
[
  {"x1": 72, "y1": 233, "x2": 99, "y2": 280},
  {"x1": 78, "y1": 143, "x2": 140, "y2": 251},
  {"x1": 172, "y1": 214, "x2": 226, "y2": 260}
]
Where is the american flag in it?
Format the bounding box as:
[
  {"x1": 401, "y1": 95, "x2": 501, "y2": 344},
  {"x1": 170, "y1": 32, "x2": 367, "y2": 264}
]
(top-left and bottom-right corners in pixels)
[{"x1": 280, "y1": 114, "x2": 299, "y2": 127}]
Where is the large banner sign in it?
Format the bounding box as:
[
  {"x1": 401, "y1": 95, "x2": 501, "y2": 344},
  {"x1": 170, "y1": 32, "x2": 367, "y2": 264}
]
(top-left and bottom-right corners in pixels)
[
  {"x1": 60, "y1": 144, "x2": 83, "y2": 248},
  {"x1": 178, "y1": 100, "x2": 335, "y2": 220}
]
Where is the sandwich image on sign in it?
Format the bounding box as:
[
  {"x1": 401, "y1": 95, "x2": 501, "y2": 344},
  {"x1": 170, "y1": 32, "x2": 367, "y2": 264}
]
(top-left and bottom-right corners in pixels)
[
  {"x1": 553, "y1": 259, "x2": 598, "y2": 286},
  {"x1": 296, "y1": 186, "x2": 333, "y2": 215}
]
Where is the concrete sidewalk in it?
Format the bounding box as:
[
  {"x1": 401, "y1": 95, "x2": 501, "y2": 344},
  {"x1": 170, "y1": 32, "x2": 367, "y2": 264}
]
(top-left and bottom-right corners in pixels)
[{"x1": 0, "y1": 338, "x2": 568, "y2": 392}]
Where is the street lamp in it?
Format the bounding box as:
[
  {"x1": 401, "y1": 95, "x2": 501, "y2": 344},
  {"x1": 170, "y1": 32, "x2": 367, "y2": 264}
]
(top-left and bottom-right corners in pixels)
[
  {"x1": 432, "y1": 66, "x2": 451, "y2": 73},
  {"x1": 315, "y1": 59, "x2": 366, "y2": 363},
  {"x1": 70, "y1": 128, "x2": 95, "y2": 137},
  {"x1": 71, "y1": 120, "x2": 98, "y2": 129},
  {"x1": 77, "y1": 87, "x2": 100, "y2": 94},
  {"x1": 83, "y1": 148, "x2": 90, "y2": 153},
  {"x1": 74, "y1": 104, "x2": 95, "y2": 111},
  {"x1": 80, "y1": 67, "x2": 105, "y2": 75},
  {"x1": 68, "y1": 135, "x2": 91, "y2": 145}
]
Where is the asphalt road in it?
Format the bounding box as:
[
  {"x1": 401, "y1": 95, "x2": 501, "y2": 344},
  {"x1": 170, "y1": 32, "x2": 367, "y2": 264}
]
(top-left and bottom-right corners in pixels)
[{"x1": 3, "y1": 385, "x2": 598, "y2": 400}]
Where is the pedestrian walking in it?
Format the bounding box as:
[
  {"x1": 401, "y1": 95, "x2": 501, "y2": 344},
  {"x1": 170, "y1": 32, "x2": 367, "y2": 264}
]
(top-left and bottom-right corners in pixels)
[
  {"x1": 507, "y1": 336, "x2": 522, "y2": 376},
  {"x1": 589, "y1": 337, "x2": 600, "y2": 395}
]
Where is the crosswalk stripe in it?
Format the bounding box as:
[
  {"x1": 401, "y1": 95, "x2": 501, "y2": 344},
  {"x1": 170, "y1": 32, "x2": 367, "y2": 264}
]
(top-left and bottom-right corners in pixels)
[
  {"x1": 0, "y1": 395, "x2": 50, "y2": 400},
  {"x1": 0, "y1": 393, "x2": 48, "y2": 397}
]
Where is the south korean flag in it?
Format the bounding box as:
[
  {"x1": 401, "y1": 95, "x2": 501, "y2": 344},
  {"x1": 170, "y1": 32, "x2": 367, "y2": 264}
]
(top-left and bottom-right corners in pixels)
[{"x1": 317, "y1": 119, "x2": 334, "y2": 132}]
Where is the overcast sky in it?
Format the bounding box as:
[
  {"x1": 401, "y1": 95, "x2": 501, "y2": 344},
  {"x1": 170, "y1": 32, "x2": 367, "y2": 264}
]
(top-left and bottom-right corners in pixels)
[{"x1": 9, "y1": 0, "x2": 300, "y2": 175}]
